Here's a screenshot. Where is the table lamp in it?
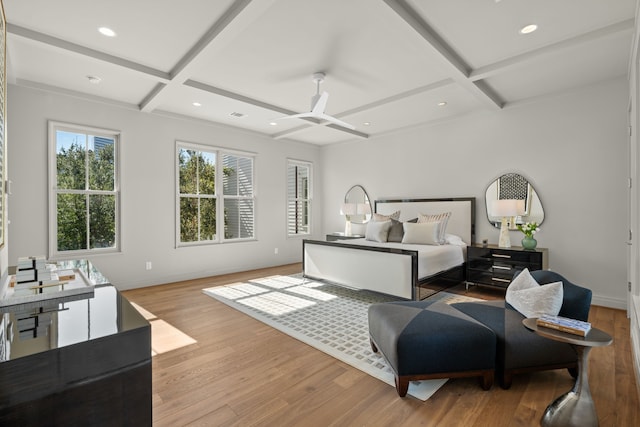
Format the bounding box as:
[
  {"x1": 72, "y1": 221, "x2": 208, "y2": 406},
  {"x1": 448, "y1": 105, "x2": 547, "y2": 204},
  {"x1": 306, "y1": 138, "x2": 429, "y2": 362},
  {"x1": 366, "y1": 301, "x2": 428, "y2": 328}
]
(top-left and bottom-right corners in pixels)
[
  {"x1": 340, "y1": 203, "x2": 357, "y2": 236},
  {"x1": 491, "y1": 199, "x2": 525, "y2": 248},
  {"x1": 357, "y1": 202, "x2": 371, "y2": 218}
]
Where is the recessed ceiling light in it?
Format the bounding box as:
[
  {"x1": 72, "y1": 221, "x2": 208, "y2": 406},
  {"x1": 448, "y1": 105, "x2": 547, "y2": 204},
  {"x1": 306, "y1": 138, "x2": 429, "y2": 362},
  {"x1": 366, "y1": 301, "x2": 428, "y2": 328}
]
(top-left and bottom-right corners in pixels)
[
  {"x1": 87, "y1": 75, "x2": 102, "y2": 84},
  {"x1": 192, "y1": 102, "x2": 201, "y2": 107},
  {"x1": 98, "y1": 27, "x2": 116, "y2": 37},
  {"x1": 269, "y1": 122, "x2": 278, "y2": 126},
  {"x1": 363, "y1": 122, "x2": 371, "y2": 126},
  {"x1": 437, "y1": 101, "x2": 447, "y2": 107},
  {"x1": 519, "y1": 24, "x2": 538, "y2": 35}
]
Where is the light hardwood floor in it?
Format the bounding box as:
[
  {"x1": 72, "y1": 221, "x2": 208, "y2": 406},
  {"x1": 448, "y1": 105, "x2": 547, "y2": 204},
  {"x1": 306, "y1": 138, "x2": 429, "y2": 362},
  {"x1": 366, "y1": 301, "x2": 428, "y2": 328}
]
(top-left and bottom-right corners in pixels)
[{"x1": 123, "y1": 264, "x2": 640, "y2": 426}]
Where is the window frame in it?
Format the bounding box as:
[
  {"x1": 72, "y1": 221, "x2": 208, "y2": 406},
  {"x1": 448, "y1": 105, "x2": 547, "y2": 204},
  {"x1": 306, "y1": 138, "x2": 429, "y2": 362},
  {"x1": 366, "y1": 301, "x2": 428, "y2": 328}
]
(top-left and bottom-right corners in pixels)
[
  {"x1": 175, "y1": 141, "x2": 256, "y2": 247},
  {"x1": 287, "y1": 159, "x2": 312, "y2": 237},
  {"x1": 48, "y1": 121, "x2": 121, "y2": 258}
]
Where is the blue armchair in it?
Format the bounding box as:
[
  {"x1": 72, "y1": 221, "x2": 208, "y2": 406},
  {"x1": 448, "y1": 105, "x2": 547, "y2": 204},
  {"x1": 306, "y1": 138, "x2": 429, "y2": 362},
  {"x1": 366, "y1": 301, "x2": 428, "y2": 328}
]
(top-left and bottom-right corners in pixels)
[{"x1": 453, "y1": 270, "x2": 592, "y2": 388}]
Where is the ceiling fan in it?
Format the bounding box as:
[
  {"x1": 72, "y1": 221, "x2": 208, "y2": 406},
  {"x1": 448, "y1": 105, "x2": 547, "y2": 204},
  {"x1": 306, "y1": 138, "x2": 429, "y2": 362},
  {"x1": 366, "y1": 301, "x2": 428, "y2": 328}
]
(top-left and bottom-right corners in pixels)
[{"x1": 277, "y1": 72, "x2": 355, "y2": 130}]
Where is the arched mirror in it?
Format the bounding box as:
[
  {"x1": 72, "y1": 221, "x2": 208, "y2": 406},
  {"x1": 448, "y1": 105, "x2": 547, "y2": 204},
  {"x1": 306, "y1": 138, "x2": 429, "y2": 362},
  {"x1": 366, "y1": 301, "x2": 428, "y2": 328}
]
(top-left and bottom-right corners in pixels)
[
  {"x1": 343, "y1": 185, "x2": 372, "y2": 224},
  {"x1": 486, "y1": 173, "x2": 544, "y2": 229}
]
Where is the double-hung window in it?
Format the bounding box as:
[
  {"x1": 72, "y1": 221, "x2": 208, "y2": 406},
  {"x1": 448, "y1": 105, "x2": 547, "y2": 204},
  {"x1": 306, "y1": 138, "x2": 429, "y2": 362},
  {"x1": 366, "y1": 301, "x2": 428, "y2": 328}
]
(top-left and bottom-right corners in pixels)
[
  {"x1": 177, "y1": 142, "x2": 255, "y2": 245},
  {"x1": 287, "y1": 159, "x2": 312, "y2": 236},
  {"x1": 48, "y1": 121, "x2": 120, "y2": 257}
]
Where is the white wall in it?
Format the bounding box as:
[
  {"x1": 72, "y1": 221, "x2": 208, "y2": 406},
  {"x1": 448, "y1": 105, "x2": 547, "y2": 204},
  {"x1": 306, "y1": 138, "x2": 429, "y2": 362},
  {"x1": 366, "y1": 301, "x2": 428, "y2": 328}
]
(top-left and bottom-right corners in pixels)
[
  {"x1": 322, "y1": 77, "x2": 629, "y2": 309},
  {"x1": 7, "y1": 84, "x2": 323, "y2": 290},
  {"x1": 6, "y1": 78, "x2": 630, "y2": 307}
]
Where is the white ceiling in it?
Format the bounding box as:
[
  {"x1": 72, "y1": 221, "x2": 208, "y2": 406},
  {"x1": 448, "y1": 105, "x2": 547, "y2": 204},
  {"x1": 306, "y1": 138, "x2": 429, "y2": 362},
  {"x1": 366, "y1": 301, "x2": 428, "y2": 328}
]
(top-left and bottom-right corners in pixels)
[{"x1": 4, "y1": 0, "x2": 636, "y2": 145}]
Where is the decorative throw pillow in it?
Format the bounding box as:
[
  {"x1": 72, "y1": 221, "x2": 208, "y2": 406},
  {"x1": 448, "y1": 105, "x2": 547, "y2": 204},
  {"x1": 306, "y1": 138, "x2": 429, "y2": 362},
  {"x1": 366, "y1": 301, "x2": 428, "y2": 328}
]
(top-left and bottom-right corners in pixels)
[
  {"x1": 387, "y1": 219, "x2": 405, "y2": 243},
  {"x1": 417, "y1": 212, "x2": 451, "y2": 244},
  {"x1": 506, "y1": 268, "x2": 564, "y2": 318},
  {"x1": 365, "y1": 220, "x2": 392, "y2": 243},
  {"x1": 444, "y1": 234, "x2": 465, "y2": 246},
  {"x1": 401, "y1": 221, "x2": 440, "y2": 245},
  {"x1": 373, "y1": 210, "x2": 400, "y2": 222}
]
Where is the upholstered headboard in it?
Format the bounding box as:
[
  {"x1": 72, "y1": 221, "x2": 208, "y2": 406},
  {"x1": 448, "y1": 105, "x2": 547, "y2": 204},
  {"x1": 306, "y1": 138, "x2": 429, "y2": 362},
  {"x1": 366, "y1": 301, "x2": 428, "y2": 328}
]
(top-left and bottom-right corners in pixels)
[{"x1": 374, "y1": 197, "x2": 476, "y2": 245}]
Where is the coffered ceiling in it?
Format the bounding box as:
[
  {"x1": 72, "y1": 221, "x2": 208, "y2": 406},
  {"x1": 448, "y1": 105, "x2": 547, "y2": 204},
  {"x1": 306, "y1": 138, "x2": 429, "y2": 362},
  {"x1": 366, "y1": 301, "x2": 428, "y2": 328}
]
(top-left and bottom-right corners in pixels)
[{"x1": 4, "y1": 0, "x2": 636, "y2": 145}]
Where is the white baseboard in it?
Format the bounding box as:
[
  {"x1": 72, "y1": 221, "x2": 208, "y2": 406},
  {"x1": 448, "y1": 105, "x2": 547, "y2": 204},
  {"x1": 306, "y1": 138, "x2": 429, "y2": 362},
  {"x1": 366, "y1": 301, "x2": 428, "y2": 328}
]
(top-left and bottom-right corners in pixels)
[{"x1": 591, "y1": 293, "x2": 627, "y2": 310}]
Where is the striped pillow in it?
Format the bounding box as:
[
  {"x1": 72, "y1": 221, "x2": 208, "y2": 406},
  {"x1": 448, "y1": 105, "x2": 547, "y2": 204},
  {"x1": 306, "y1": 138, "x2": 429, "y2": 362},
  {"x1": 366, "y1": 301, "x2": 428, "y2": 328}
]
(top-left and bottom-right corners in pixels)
[{"x1": 417, "y1": 212, "x2": 451, "y2": 244}]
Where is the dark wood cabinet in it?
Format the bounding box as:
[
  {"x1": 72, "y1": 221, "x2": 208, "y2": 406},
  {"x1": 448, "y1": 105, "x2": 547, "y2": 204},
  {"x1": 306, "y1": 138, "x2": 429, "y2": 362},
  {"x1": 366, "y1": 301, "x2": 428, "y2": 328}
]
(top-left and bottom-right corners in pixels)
[
  {"x1": 0, "y1": 261, "x2": 151, "y2": 426},
  {"x1": 466, "y1": 244, "x2": 548, "y2": 290}
]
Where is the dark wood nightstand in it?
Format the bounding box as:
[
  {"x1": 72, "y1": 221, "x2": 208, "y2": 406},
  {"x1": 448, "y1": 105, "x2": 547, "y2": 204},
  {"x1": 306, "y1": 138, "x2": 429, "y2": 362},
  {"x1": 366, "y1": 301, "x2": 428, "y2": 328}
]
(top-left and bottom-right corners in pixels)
[
  {"x1": 466, "y1": 244, "x2": 549, "y2": 290},
  {"x1": 326, "y1": 232, "x2": 364, "y2": 242}
]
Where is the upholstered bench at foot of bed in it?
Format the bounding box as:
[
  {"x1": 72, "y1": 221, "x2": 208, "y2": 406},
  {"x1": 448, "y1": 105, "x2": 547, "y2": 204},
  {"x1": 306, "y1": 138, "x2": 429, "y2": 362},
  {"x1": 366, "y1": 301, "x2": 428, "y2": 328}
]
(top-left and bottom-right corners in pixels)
[{"x1": 368, "y1": 300, "x2": 496, "y2": 397}]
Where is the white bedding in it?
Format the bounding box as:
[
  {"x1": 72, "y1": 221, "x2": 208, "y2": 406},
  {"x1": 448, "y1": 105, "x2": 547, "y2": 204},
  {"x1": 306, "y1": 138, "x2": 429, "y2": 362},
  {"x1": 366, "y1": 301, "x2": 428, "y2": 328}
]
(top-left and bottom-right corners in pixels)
[{"x1": 335, "y1": 238, "x2": 466, "y2": 279}]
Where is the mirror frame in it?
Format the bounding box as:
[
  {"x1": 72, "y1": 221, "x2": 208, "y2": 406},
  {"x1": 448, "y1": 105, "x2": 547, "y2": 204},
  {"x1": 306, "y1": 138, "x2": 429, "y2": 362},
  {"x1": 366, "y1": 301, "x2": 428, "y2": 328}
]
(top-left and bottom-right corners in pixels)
[
  {"x1": 344, "y1": 185, "x2": 372, "y2": 224},
  {"x1": 485, "y1": 173, "x2": 545, "y2": 229}
]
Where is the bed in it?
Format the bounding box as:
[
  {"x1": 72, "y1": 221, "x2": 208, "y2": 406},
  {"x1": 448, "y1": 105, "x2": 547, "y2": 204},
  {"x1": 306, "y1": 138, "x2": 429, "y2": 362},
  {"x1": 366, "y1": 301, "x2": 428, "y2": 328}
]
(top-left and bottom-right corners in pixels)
[{"x1": 302, "y1": 197, "x2": 476, "y2": 300}]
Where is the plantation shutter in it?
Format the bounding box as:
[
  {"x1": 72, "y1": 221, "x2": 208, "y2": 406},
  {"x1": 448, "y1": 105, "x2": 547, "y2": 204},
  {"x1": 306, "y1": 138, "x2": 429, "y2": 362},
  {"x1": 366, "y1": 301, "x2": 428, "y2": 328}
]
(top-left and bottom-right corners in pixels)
[
  {"x1": 287, "y1": 160, "x2": 311, "y2": 235},
  {"x1": 223, "y1": 154, "x2": 254, "y2": 239}
]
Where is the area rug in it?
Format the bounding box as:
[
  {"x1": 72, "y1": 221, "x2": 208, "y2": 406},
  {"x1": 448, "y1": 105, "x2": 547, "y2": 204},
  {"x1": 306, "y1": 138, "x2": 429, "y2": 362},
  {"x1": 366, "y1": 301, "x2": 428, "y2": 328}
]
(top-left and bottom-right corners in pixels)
[{"x1": 203, "y1": 274, "x2": 480, "y2": 400}]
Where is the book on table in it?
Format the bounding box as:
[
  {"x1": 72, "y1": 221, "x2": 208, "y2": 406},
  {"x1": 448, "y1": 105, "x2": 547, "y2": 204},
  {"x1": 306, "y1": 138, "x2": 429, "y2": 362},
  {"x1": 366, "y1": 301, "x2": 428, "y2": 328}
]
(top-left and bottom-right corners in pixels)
[{"x1": 536, "y1": 314, "x2": 592, "y2": 337}]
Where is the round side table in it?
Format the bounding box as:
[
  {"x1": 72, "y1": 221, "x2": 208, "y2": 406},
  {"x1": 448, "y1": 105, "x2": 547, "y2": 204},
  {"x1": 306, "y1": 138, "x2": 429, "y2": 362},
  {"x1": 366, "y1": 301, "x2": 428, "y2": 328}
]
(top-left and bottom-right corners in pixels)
[{"x1": 522, "y1": 318, "x2": 613, "y2": 427}]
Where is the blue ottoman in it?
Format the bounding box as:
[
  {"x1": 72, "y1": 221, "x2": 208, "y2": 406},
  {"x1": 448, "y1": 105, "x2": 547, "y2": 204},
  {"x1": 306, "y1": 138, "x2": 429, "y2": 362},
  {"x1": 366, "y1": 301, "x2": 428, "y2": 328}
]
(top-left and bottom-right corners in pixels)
[{"x1": 368, "y1": 300, "x2": 496, "y2": 397}]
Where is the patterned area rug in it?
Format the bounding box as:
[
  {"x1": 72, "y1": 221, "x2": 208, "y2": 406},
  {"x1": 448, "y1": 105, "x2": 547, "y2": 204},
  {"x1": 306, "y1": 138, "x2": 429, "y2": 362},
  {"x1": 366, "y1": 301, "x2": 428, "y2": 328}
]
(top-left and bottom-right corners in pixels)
[{"x1": 203, "y1": 274, "x2": 480, "y2": 401}]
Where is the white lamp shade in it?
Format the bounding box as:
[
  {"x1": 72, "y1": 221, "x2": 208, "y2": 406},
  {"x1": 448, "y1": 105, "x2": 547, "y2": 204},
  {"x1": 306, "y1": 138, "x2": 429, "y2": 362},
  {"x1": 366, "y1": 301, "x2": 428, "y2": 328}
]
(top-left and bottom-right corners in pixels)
[
  {"x1": 491, "y1": 199, "x2": 525, "y2": 217},
  {"x1": 356, "y1": 203, "x2": 371, "y2": 215},
  {"x1": 340, "y1": 203, "x2": 357, "y2": 216}
]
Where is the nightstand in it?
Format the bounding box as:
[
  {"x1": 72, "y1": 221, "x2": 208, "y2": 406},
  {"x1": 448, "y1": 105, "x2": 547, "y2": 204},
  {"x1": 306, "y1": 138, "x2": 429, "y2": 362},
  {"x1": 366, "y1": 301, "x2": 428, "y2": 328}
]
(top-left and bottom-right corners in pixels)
[
  {"x1": 326, "y1": 232, "x2": 364, "y2": 242},
  {"x1": 466, "y1": 244, "x2": 549, "y2": 290}
]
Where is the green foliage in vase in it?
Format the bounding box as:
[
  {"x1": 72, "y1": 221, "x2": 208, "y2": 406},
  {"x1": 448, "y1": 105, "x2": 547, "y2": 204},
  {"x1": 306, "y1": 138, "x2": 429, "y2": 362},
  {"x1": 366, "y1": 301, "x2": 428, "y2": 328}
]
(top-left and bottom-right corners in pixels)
[{"x1": 517, "y1": 222, "x2": 540, "y2": 238}]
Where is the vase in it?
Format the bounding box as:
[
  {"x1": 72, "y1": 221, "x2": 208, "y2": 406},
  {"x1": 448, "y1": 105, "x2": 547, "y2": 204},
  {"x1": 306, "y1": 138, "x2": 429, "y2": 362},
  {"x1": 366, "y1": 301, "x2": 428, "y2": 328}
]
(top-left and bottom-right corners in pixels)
[{"x1": 521, "y1": 235, "x2": 537, "y2": 250}]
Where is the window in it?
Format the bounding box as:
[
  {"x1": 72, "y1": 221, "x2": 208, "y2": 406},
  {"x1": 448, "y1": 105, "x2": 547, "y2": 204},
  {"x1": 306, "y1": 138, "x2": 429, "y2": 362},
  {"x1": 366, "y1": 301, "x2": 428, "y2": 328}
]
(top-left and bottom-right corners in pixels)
[
  {"x1": 48, "y1": 122, "x2": 120, "y2": 257},
  {"x1": 177, "y1": 142, "x2": 255, "y2": 245},
  {"x1": 287, "y1": 160, "x2": 312, "y2": 236}
]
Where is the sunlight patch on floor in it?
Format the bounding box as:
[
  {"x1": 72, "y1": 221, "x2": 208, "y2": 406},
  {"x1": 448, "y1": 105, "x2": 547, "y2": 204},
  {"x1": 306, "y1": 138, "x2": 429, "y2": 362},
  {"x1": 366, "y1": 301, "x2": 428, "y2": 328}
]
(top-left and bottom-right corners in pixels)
[{"x1": 130, "y1": 302, "x2": 197, "y2": 356}]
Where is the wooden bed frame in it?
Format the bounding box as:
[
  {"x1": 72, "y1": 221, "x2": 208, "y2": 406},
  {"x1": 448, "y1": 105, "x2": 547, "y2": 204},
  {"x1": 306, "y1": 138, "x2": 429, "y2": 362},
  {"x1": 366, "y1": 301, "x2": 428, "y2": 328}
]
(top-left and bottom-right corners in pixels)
[{"x1": 303, "y1": 197, "x2": 476, "y2": 300}]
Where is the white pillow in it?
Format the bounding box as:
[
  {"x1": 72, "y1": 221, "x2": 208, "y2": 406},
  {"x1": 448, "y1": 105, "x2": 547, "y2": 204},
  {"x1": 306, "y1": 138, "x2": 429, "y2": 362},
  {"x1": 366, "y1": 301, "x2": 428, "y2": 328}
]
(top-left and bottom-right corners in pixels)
[
  {"x1": 365, "y1": 220, "x2": 392, "y2": 242},
  {"x1": 506, "y1": 268, "x2": 563, "y2": 318},
  {"x1": 417, "y1": 212, "x2": 451, "y2": 244},
  {"x1": 444, "y1": 233, "x2": 465, "y2": 246},
  {"x1": 401, "y1": 222, "x2": 440, "y2": 245},
  {"x1": 373, "y1": 211, "x2": 400, "y2": 222}
]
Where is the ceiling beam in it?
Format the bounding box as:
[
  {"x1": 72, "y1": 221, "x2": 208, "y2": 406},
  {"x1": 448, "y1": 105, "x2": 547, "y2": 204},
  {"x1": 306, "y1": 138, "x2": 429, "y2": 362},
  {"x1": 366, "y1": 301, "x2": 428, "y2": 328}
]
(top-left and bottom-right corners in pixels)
[
  {"x1": 7, "y1": 24, "x2": 170, "y2": 82},
  {"x1": 184, "y1": 79, "x2": 299, "y2": 116},
  {"x1": 337, "y1": 78, "x2": 455, "y2": 118},
  {"x1": 470, "y1": 18, "x2": 635, "y2": 81},
  {"x1": 139, "y1": 0, "x2": 264, "y2": 112},
  {"x1": 382, "y1": 0, "x2": 503, "y2": 109}
]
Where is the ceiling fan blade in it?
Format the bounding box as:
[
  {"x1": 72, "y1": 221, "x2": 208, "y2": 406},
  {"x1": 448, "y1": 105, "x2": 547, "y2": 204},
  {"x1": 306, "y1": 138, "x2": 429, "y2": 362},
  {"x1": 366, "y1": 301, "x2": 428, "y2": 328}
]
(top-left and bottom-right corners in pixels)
[
  {"x1": 275, "y1": 112, "x2": 314, "y2": 121},
  {"x1": 318, "y1": 113, "x2": 356, "y2": 130},
  {"x1": 312, "y1": 91, "x2": 329, "y2": 114}
]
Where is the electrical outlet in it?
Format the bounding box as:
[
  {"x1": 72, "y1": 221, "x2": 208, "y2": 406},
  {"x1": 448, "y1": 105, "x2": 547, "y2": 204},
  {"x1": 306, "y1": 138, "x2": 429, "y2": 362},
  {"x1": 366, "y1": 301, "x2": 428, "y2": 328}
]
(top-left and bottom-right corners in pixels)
[
  {"x1": 274, "y1": 248, "x2": 279, "y2": 255},
  {"x1": 145, "y1": 261, "x2": 152, "y2": 270}
]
